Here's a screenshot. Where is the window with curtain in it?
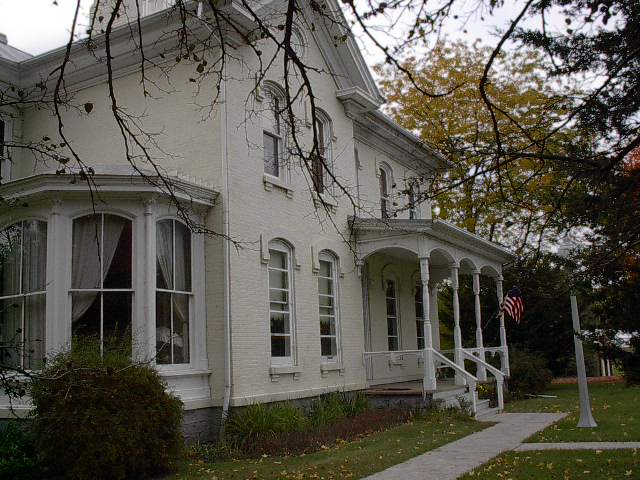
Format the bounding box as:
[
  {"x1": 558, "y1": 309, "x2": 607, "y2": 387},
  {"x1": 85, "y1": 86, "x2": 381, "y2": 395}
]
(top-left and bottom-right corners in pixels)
[
  {"x1": 318, "y1": 251, "x2": 340, "y2": 363},
  {"x1": 312, "y1": 112, "x2": 332, "y2": 195},
  {"x1": 156, "y1": 219, "x2": 192, "y2": 364},
  {"x1": 379, "y1": 164, "x2": 392, "y2": 219},
  {"x1": 385, "y1": 279, "x2": 399, "y2": 351},
  {"x1": 415, "y1": 284, "x2": 425, "y2": 349},
  {"x1": 0, "y1": 117, "x2": 10, "y2": 184},
  {"x1": 268, "y1": 240, "x2": 294, "y2": 365},
  {"x1": 0, "y1": 220, "x2": 46, "y2": 369},
  {"x1": 71, "y1": 214, "x2": 132, "y2": 354},
  {"x1": 263, "y1": 87, "x2": 286, "y2": 179}
]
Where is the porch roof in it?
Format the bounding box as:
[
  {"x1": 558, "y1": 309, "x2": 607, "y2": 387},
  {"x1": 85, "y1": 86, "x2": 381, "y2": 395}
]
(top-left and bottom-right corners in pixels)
[{"x1": 350, "y1": 216, "x2": 515, "y2": 270}]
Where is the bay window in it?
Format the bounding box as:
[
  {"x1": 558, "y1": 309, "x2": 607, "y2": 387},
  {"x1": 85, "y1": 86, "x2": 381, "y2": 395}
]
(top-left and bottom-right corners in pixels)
[
  {"x1": 0, "y1": 220, "x2": 46, "y2": 369},
  {"x1": 156, "y1": 219, "x2": 192, "y2": 365},
  {"x1": 318, "y1": 251, "x2": 340, "y2": 363},
  {"x1": 268, "y1": 240, "x2": 294, "y2": 365},
  {"x1": 71, "y1": 214, "x2": 132, "y2": 354}
]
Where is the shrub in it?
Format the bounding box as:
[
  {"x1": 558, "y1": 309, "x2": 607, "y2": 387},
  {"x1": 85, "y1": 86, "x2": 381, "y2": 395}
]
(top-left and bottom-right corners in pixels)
[
  {"x1": 0, "y1": 422, "x2": 35, "y2": 479},
  {"x1": 29, "y1": 338, "x2": 183, "y2": 480},
  {"x1": 507, "y1": 349, "x2": 553, "y2": 399},
  {"x1": 224, "y1": 402, "x2": 307, "y2": 447}
]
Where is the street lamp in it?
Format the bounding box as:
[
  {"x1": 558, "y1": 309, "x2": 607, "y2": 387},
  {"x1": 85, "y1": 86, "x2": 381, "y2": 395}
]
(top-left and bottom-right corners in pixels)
[{"x1": 558, "y1": 242, "x2": 598, "y2": 428}]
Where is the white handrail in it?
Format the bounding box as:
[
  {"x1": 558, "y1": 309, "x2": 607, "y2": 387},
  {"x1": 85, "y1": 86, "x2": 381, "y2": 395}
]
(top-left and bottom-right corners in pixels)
[
  {"x1": 432, "y1": 350, "x2": 478, "y2": 415},
  {"x1": 461, "y1": 349, "x2": 505, "y2": 411}
]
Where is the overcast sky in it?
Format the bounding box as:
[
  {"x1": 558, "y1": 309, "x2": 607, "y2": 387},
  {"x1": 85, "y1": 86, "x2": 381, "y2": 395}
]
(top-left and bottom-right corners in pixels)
[{"x1": 0, "y1": 0, "x2": 562, "y2": 61}]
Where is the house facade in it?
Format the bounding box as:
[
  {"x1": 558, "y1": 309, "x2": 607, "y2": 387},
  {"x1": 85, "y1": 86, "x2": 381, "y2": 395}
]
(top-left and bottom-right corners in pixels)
[{"x1": 0, "y1": 0, "x2": 513, "y2": 439}]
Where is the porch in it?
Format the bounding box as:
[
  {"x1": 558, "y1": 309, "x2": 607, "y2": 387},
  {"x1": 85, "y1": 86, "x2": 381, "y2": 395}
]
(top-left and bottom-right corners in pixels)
[{"x1": 352, "y1": 217, "x2": 515, "y2": 416}]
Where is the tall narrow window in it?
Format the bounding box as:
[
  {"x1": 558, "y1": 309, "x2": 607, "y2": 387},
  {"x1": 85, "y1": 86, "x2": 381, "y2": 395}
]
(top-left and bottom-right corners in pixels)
[
  {"x1": 379, "y1": 164, "x2": 392, "y2": 218},
  {"x1": 263, "y1": 88, "x2": 285, "y2": 179},
  {"x1": 71, "y1": 214, "x2": 132, "y2": 354},
  {"x1": 0, "y1": 118, "x2": 10, "y2": 183},
  {"x1": 312, "y1": 112, "x2": 332, "y2": 195},
  {"x1": 156, "y1": 219, "x2": 192, "y2": 364},
  {"x1": 0, "y1": 220, "x2": 47, "y2": 369},
  {"x1": 385, "y1": 279, "x2": 399, "y2": 351},
  {"x1": 408, "y1": 183, "x2": 417, "y2": 220},
  {"x1": 318, "y1": 251, "x2": 340, "y2": 363},
  {"x1": 268, "y1": 240, "x2": 294, "y2": 365},
  {"x1": 415, "y1": 284, "x2": 425, "y2": 349}
]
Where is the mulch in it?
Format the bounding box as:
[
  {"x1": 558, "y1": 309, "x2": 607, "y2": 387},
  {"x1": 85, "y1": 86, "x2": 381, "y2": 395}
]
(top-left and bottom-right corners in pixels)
[{"x1": 551, "y1": 376, "x2": 624, "y2": 385}]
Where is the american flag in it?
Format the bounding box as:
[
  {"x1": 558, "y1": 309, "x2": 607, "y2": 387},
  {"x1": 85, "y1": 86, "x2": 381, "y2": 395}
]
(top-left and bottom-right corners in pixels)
[{"x1": 501, "y1": 287, "x2": 524, "y2": 323}]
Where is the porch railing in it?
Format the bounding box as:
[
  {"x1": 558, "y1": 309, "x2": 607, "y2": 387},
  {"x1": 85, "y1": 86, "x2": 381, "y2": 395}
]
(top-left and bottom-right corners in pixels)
[{"x1": 461, "y1": 349, "x2": 505, "y2": 411}]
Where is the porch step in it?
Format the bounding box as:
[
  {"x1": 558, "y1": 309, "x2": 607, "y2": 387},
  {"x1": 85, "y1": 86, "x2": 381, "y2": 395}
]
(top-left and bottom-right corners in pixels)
[{"x1": 476, "y1": 406, "x2": 500, "y2": 420}]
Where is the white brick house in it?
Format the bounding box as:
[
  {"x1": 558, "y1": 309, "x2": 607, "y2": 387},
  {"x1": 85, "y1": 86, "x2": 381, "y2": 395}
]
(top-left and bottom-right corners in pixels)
[{"x1": 0, "y1": 1, "x2": 513, "y2": 439}]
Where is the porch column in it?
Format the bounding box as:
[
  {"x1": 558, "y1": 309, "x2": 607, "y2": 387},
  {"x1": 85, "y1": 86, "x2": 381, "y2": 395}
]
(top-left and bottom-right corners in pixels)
[
  {"x1": 429, "y1": 284, "x2": 440, "y2": 350},
  {"x1": 495, "y1": 275, "x2": 510, "y2": 376},
  {"x1": 420, "y1": 256, "x2": 437, "y2": 392},
  {"x1": 473, "y1": 271, "x2": 487, "y2": 381},
  {"x1": 451, "y1": 264, "x2": 465, "y2": 385}
]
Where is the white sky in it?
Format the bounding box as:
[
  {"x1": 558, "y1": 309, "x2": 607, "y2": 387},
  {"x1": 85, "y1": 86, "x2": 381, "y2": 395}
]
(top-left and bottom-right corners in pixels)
[{"x1": 0, "y1": 0, "x2": 564, "y2": 61}]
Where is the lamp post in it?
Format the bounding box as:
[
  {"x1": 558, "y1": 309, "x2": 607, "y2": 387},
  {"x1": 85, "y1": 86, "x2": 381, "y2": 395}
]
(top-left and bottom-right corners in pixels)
[{"x1": 559, "y1": 243, "x2": 597, "y2": 428}]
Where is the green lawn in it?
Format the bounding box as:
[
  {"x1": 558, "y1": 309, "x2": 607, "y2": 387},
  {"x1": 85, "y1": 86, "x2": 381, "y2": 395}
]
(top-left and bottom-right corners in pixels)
[
  {"x1": 460, "y1": 449, "x2": 639, "y2": 479},
  {"x1": 506, "y1": 382, "x2": 640, "y2": 442},
  {"x1": 174, "y1": 412, "x2": 488, "y2": 480}
]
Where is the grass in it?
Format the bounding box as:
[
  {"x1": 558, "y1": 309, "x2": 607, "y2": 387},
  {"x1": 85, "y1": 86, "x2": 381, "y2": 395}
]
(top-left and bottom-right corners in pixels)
[
  {"x1": 174, "y1": 410, "x2": 489, "y2": 480},
  {"x1": 505, "y1": 382, "x2": 640, "y2": 442},
  {"x1": 460, "y1": 449, "x2": 639, "y2": 479}
]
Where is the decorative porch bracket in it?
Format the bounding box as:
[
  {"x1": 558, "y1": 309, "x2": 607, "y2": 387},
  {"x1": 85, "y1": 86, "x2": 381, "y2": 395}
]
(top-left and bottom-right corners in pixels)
[{"x1": 419, "y1": 256, "x2": 437, "y2": 393}]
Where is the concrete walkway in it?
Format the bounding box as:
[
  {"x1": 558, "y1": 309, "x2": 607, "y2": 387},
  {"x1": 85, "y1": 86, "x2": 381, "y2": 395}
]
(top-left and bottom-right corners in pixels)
[
  {"x1": 364, "y1": 413, "x2": 567, "y2": 480},
  {"x1": 517, "y1": 441, "x2": 640, "y2": 451}
]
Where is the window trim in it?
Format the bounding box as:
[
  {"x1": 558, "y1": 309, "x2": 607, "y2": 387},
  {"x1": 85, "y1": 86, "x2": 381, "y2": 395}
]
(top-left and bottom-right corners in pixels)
[
  {"x1": 262, "y1": 83, "x2": 289, "y2": 183},
  {"x1": 0, "y1": 219, "x2": 47, "y2": 370},
  {"x1": 318, "y1": 250, "x2": 341, "y2": 364},
  {"x1": 267, "y1": 239, "x2": 296, "y2": 367},
  {"x1": 385, "y1": 278, "x2": 400, "y2": 351},
  {"x1": 0, "y1": 116, "x2": 12, "y2": 184},
  {"x1": 68, "y1": 212, "x2": 134, "y2": 356},
  {"x1": 312, "y1": 110, "x2": 334, "y2": 196},
  {"x1": 155, "y1": 218, "x2": 194, "y2": 366},
  {"x1": 379, "y1": 162, "x2": 393, "y2": 219}
]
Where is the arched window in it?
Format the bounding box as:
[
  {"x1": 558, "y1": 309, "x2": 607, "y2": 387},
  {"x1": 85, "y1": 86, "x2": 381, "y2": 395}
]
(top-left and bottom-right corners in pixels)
[
  {"x1": 312, "y1": 110, "x2": 333, "y2": 195},
  {"x1": 0, "y1": 220, "x2": 47, "y2": 369},
  {"x1": 156, "y1": 219, "x2": 192, "y2": 364},
  {"x1": 379, "y1": 163, "x2": 392, "y2": 219},
  {"x1": 414, "y1": 283, "x2": 424, "y2": 349},
  {"x1": 71, "y1": 214, "x2": 132, "y2": 354},
  {"x1": 318, "y1": 251, "x2": 340, "y2": 363},
  {"x1": 268, "y1": 239, "x2": 294, "y2": 365},
  {"x1": 263, "y1": 84, "x2": 287, "y2": 180},
  {"x1": 385, "y1": 279, "x2": 400, "y2": 351}
]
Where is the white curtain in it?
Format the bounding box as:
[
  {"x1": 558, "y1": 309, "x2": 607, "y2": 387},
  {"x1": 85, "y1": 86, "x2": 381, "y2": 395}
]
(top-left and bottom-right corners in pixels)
[
  {"x1": 0, "y1": 224, "x2": 21, "y2": 297},
  {"x1": 156, "y1": 220, "x2": 173, "y2": 290},
  {"x1": 71, "y1": 215, "x2": 126, "y2": 322}
]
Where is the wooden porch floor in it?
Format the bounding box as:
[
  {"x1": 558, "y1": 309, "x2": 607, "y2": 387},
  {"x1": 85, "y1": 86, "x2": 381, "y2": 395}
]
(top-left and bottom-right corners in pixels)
[{"x1": 365, "y1": 379, "x2": 465, "y2": 397}]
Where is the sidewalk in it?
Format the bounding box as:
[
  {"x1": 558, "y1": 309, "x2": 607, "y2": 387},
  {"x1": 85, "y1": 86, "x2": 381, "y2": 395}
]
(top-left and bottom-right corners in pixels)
[{"x1": 364, "y1": 412, "x2": 567, "y2": 480}]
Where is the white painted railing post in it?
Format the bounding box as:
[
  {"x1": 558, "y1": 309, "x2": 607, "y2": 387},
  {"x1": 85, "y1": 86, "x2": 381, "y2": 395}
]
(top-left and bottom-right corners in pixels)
[
  {"x1": 473, "y1": 271, "x2": 487, "y2": 382},
  {"x1": 495, "y1": 275, "x2": 510, "y2": 377},
  {"x1": 420, "y1": 256, "x2": 437, "y2": 393},
  {"x1": 496, "y1": 379, "x2": 504, "y2": 411},
  {"x1": 451, "y1": 264, "x2": 465, "y2": 386}
]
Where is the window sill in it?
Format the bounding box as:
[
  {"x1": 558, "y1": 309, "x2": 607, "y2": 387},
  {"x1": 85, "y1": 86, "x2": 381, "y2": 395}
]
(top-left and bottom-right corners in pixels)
[
  {"x1": 320, "y1": 362, "x2": 344, "y2": 377},
  {"x1": 157, "y1": 368, "x2": 212, "y2": 377},
  {"x1": 263, "y1": 174, "x2": 294, "y2": 198},
  {"x1": 269, "y1": 364, "x2": 302, "y2": 382},
  {"x1": 312, "y1": 191, "x2": 338, "y2": 213}
]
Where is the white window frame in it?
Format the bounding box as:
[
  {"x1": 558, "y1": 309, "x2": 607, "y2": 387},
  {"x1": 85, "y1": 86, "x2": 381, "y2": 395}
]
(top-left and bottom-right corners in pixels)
[
  {"x1": 69, "y1": 213, "x2": 134, "y2": 356},
  {"x1": 0, "y1": 219, "x2": 47, "y2": 369},
  {"x1": 312, "y1": 110, "x2": 334, "y2": 196},
  {"x1": 385, "y1": 279, "x2": 400, "y2": 351},
  {"x1": 318, "y1": 251, "x2": 340, "y2": 364},
  {"x1": 0, "y1": 116, "x2": 12, "y2": 184},
  {"x1": 263, "y1": 85, "x2": 288, "y2": 183},
  {"x1": 414, "y1": 283, "x2": 425, "y2": 349},
  {"x1": 267, "y1": 239, "x2": 295, "y2": 366},
  {"x1": 379, "y1": 162, "x2": 393, "y2": 219},
  {"x1": 155, "y1": 218, "x2": 193, "y2": 365}
]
